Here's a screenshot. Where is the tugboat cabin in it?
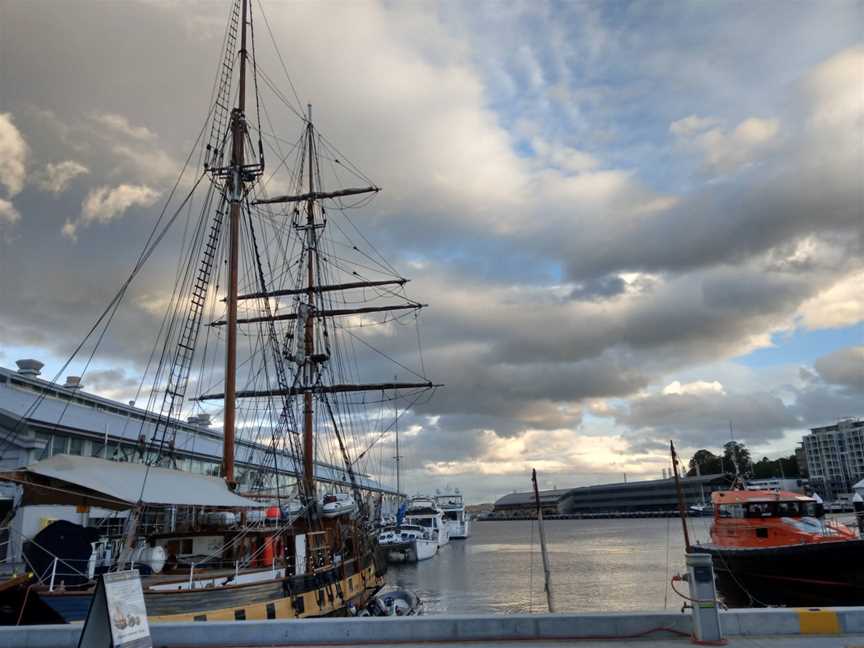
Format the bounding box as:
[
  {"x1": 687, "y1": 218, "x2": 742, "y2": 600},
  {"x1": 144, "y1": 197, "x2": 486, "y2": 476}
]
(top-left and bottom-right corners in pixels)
[{"x1": 710, "y1": 489, "x2": 855, "y2": 547}]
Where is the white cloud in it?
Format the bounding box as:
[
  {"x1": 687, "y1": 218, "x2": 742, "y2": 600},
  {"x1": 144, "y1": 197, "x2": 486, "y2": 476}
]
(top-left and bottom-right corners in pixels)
[
  {"x1": 0, "y1": 198, "x2": 21, "y2": 224},
  {"x1": 111, "y1": 144, "x2": 181, "y2": 184},
  {"x1": 64, "y1": 183, "x2": 160, "y2": 239},
  {"x1": 662, "y1": 380, "x2": 725, "y2": 396},
  {"x1": 672, "y1": 115, "x2": 780, "y2": 173},
  {"x1": 0, "y1": 113, "x2": 29, "y2": 197},
  {"x1": 669, "y1": 115, "x2": 720, "y2": 137},
  {"x1": 797, "y1": 270, "x2": 864, "y2": 330},
  {"x1": 34, "y1": 160, "x2": 89, "y2": 194},
  {"x1": 802, "y1": 46, "x2": 864, "y2": 133},
  {"x1": 81, "y1": 184, "x2": 159, "y2": 224},
  {"x1": 531, "y1": 137, "x2": 599, "y2": 174},
  {"x1": 91, "y1": 113, "x2": 156, "y2": 141},
  {"x1": 813, "y1": 346, "x2": 864, "y2": 394}
]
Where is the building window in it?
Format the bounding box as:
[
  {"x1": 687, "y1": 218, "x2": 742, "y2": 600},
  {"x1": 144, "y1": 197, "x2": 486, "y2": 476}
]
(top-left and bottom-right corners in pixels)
[
  {"x1": 68, "y1": 437, "x2": 84, "y2": 456},
  {"x1": 51, "y1": 435, "x2": 68, "y2": 456}
]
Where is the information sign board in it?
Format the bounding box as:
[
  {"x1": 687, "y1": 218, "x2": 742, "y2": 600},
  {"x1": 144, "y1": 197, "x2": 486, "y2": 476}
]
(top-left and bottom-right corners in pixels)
[{"x1": 78, "y1": 570, "x2": 152, "y2": 648}]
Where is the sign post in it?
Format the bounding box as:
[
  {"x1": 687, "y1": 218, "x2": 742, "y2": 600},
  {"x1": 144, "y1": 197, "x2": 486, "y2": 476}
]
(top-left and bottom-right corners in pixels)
[{"x1": 78, "y1": 570, "x2": 151, "y2": 648}]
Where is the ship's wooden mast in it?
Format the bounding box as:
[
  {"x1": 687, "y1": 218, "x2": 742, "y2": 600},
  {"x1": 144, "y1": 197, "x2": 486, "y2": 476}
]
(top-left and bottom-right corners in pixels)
[
  {"x1": 204, "y1": 89, "x2": 439, "y2": 500},
  {"x1": 303, "y1": 105, "x2": 316, "y2": 498},
  {"x1": 532, "y1": 468, "x2": 556, "y2": 613},
  {"x1": 223, "y1": 0, "x2": 249, "y2": 487},
  {"x1": 671, "y1": 440, "x2": 692, "y2": 553}
]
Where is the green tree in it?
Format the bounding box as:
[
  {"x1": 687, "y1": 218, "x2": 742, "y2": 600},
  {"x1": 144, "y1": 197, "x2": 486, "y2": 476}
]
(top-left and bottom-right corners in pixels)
[
  {"x1": 751, "y1": 454, "x2": 801, "y2": 479},
  {"x1": 688, "y1": 449, "x2": 724, "y2": 476},
  {"x1": 723, "y1": 441, "x2": 751, "y2": 474}
]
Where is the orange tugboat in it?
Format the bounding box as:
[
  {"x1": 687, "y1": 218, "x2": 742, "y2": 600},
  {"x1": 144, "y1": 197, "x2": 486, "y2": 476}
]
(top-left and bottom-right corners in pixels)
[{"x1": 693, "y1": 488, "x2": 864, "y2": 606}]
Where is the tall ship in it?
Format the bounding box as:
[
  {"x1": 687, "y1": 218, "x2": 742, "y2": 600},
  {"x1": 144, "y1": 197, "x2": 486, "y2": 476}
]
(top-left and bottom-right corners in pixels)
[
  {"x1": 435, "y1": 490, "x2": 470, "y2": 539},
  {"x1": 0, "y1": 0, "x2": 437, "y2": 624}
]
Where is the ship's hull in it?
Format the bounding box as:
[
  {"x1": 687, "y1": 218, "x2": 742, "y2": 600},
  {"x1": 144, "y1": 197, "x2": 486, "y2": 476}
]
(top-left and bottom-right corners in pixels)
[
  {"x1": 446, "y1": 520, "x2": 470, "y2": 539},
  {"x1": 383, "y1": 539, "x2": 437, "y2": 563},
  {"x1": 437, "y1": 528, "x2": 450, "y2": 547},
  {"x1": 36, "y1": 560, "x2": 382, "y2": 624},
  {"x1": 693, "y1": 538, "x2": 864, "y2": 607}
]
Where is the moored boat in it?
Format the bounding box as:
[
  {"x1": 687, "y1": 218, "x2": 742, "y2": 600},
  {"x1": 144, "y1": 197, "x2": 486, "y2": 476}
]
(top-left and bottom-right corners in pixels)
[
  {"x1": 404, "y1": 497, "x2": 449, "y2": 547},
  {"x1": 377, "y1": 525, "x2": 438, "y2": 563},
  {"x1": 693, "y1": 489, "x2": 864, "y2": 606},
  {"x1": 321, "y1": 493, "x2": 357, "y2": 519},
  {"x1": 435, "y1": 490, "x2": 470, "y2": 539}
]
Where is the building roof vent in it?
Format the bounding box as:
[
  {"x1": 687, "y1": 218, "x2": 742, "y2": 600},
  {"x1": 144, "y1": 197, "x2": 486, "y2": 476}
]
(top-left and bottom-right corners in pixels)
[
  {"x1": 16, "y1": 359, "x2": 44, "y2": 377},
  {"x1": 64, "y1": 376, "x2": 83, "y2": 391}
]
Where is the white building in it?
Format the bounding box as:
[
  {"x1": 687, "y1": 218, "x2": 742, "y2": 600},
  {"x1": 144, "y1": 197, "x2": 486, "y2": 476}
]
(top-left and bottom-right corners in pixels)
[
  {"x1": 802, "y1": 418, "x2": 864, "y2": 500},
  {"x1": 745, "y1": 478, "x2": 807, "y2": 493}
]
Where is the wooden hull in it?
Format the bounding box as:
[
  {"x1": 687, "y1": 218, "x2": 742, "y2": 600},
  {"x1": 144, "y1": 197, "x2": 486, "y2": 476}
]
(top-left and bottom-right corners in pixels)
[
  {"x1": 694, "y1": 538, "x2": 864, "y2": 607},
  {"x1": 37, "y1": 562, "x2": 382, "y2": 624}
]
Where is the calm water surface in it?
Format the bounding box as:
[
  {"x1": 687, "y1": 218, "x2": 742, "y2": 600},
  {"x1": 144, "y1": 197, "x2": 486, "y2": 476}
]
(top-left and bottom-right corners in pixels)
[{"x1": 384, "y1": 518, "x2": 714, "y2": 614}]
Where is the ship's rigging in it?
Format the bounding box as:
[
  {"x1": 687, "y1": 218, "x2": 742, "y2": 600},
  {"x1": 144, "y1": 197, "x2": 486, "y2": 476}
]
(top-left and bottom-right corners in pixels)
[
  {"x1": 0, "y1": 0, "x2": 443, "y2": 623},
  {"x1": 0, "y1": 0, "x2": 440, "y2": 512},
  {"x1": 137, "y1": 0, "x2": 442, "y2": 513}
]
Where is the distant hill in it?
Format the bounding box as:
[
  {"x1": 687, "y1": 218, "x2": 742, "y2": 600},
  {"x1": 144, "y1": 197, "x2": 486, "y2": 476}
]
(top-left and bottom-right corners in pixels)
[{"x1": 466, "y1": 503, "x2": 494, "y2": 514}]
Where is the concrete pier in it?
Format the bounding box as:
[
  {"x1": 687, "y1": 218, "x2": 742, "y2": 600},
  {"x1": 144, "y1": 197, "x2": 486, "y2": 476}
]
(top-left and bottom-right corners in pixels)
[{"x1": 3, "y1": 608, "x2": 864, "y2": 647}]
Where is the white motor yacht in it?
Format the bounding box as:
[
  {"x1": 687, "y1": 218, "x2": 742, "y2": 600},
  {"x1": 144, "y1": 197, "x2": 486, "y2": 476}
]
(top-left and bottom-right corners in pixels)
[
  {"x1": 435, "y1": 489, "x2": 470, "y2": 539},
  {"x1": 377, "y1": 525, "x2": 439, "y2": 563},
  {"x1": 404, "y1": 496, "x2": 449, "y2": 546}
]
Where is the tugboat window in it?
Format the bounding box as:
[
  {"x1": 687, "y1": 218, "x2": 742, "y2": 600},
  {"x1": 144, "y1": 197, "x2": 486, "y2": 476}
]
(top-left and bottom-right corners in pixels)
[
  {"x1": 746, "y1": 503, "x2": 773, "y2": 518},
  {"x1": 718, "y1": 504, "x2": 745, "y2": 518}
]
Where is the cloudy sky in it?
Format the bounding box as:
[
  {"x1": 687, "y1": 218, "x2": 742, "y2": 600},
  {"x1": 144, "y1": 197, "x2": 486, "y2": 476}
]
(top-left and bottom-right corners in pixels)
[{"x1": 0, "y1": 1, "x2": 861, "y2": 502}]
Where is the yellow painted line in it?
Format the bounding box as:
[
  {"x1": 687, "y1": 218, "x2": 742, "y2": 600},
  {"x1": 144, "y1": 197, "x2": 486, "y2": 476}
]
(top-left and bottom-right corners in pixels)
[{"x1": 796, "y1": 608, "x2": 840, "y2": 634}]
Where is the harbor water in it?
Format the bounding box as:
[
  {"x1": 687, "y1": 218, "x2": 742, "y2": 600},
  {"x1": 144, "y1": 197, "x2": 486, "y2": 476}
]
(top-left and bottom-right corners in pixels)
[{"x1": 385, "y1": 518, "x2": 705, "y2": 614}]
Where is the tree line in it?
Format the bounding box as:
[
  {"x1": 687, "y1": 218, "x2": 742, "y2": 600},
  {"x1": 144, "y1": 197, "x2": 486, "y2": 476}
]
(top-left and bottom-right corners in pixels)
[{"x1": 687, "y1": 441, "x2": 801, "y2": 479}]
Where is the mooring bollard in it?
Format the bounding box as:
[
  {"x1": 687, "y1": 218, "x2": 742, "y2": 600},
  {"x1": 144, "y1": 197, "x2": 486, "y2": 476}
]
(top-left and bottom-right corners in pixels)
[{"x1": 685, "y1": 552, "x2": 724, "y2": 645}]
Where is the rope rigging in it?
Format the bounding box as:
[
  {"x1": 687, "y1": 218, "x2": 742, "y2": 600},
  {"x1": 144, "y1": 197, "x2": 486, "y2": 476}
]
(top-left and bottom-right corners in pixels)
[{"x1": 2, "y1": 0, "x2": 439, "y2": 543}]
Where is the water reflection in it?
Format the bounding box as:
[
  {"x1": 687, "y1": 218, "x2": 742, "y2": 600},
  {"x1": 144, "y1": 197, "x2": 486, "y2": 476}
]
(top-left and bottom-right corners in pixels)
[{"x1": 385, "y1": 518, "x2": 704, "y2": 614}]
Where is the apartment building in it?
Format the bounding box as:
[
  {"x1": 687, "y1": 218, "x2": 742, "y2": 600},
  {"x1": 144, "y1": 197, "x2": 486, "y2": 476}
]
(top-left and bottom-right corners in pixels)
[{"x1": 802, "y1": 418, "x2": 864, "y2": 500}]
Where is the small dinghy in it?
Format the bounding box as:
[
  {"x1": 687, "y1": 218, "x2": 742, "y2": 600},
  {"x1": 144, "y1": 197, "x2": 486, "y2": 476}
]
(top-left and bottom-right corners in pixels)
[
  {"x1": 350, "y1": 589, "x2": 423, "y2": 616},
  {"x1": 321, "y1": 492, "x2": 357, "y2": 518}
]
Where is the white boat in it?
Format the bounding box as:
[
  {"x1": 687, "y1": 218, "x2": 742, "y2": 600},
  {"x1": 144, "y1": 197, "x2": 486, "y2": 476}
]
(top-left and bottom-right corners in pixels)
[
  {"x1": 404, "y1": 496, "x2": 449, "y2": 546},
  {"x1": 435, "y1": 489, "x2": 470, "y2": 539},
  {"x1": 281, "y1": 498, "x2": 305, "y2": 519},
  {"x1": 377, "y1": 525, "x2": 438, "y2": 563},
  {"x1": 321, "y1": 492, "x2": 357, "y2": 518}
]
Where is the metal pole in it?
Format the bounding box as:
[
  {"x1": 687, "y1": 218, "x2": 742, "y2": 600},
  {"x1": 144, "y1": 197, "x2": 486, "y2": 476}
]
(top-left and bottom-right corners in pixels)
[
  {"x1": 49, "y1": 557, "x2": 58, "y2": 591},
  {"x1": 531, "y1": 468, "x2": 556, "y2": 613}
]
